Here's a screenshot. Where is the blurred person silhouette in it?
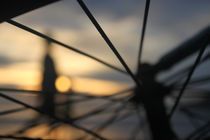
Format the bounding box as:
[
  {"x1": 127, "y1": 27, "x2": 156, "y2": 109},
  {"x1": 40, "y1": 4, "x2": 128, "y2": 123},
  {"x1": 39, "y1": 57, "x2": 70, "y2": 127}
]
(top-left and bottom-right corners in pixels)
[
  {"x1": 14, "y1": 32, "x2": 73, "y2": 135},
  {"x1": 13, "y1": 31, "x2": 58, "y2": 134},
  {"x1": 40, "y1": 31, "x2": 58, "y2": 117},
  {"x1": 40, "y1": 31, "x2": 73, "y2": 120}
]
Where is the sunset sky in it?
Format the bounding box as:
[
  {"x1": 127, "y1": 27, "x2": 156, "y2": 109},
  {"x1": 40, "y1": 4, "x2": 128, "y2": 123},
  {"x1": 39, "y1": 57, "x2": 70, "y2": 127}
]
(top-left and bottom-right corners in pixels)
[{"x1": 0, "y1": 0, "x2": 209, "y2": 94}]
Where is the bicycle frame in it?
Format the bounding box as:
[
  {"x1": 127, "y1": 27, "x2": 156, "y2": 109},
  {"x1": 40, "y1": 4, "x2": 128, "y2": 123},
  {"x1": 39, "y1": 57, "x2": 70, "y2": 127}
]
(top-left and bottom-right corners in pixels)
[{"x1": 133, "y1": 25, "x2": 210, "y2": 140}]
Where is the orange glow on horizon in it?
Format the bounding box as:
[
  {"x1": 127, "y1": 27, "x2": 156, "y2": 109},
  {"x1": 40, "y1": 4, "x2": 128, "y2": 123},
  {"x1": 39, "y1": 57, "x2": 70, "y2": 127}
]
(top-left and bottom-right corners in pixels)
[
  {"x1": 72, "y1": 77, "x2": 131, "y2": 96},
  {"x1": 0, "y1": 66, "x2": 41, "y2": 89}
]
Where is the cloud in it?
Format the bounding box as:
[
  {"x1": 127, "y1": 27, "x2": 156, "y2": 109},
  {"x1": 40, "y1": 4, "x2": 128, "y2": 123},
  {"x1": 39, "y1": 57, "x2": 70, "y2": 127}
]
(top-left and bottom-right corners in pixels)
[
  {"x1": 14, "y1": 0, "x2": 210, "y2": 62},
  {"x1": 0, "y1": 55, "x2": 13, "y2": 66},
  {"x1": 1, "y1": 0, "x2": 209, "y2": 84},
  {"x1": 0, "y1": 55, "x2": 28, "y2": 66}
]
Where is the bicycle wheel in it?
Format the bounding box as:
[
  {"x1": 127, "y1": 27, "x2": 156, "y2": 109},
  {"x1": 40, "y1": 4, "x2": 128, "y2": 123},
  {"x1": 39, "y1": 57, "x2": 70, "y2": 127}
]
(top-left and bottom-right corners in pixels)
[{"x1": 0, "y1": 0, "x2": 210, "y2": 140}]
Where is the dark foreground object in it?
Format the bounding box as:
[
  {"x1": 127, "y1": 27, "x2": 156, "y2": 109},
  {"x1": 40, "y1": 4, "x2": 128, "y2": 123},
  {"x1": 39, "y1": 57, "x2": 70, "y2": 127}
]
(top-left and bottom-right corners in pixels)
[{"x1": 0, "y1": 0, "x2": 59, "y2": 23}]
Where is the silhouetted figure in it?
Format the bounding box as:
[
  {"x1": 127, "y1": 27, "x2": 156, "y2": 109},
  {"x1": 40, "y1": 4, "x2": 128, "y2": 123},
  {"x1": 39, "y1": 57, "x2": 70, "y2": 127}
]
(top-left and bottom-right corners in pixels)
[
  {"x1": 132, "y1": 26, "x2": 210, "y2": 140},
  {"x1": 40, "y1": 33, "x2": 57, "y2": 116},
  {"x1": 14, "y1": 32, "x2": 58, "y2": 135}
]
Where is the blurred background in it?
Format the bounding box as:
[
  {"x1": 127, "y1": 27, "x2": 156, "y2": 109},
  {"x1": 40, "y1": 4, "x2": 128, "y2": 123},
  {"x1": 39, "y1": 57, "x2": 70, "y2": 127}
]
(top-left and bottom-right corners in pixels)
[
  {"x1": 0, "y1": 0, "x2": 209, "y2": 139},
  {"x1": 0, "y1": 0, "x2": 209, "y2": 92}
]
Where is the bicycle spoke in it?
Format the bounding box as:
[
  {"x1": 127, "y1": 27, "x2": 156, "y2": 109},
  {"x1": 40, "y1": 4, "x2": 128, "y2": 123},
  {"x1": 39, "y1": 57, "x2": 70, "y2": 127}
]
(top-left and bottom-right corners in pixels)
[
  {"x1": 0, "y1": 92, "x2": 106, "y2": 140},
  {"x1": 56, "y1": 95, "x2": 128, "y2": 106},
  {"x1": 128, "y1": 106, "x2": 144, "y2": 140},
  {"x1": 168, "y1": 41, "x2": 208, "y2": 119},
  {"x1": 6, "y1": 20, "x2": 126, "y2": 75},
  {"x1": 180, "y1": 107, "x2": 206, "y2": 128},
  {"x1": 94, "y1": 103, "x2": 127, "y2": 132},
  {"x1": 163, "y1": 52, "x2": 210, "y2": 85},
  {"x1": 103, "y1": 87, "x2": 134, "y2": 98},
  {"x1": 56, "y1": 98, "x2": 88, "y2": 106},
  {"x1": 186, "y1": 121, "x2": 210, "y2": 140},
  {"x1": 73, "y1": 102, "x2": 117, "y2": 121},
  {"x1": 154, "y1": 26, "x2": 210, "y2": 73},
  {"x1": 0, "y1": 107, "x2": 27, "y2": 116},
  {"x1": 73, "y1": 95, "x2": 132, "y2": 124},
  {"x1": 137, "y1": 0, "x2": 150, "y2": 66},
  {"x1": 129, "y1": 123, "x2": 142, "y2": 140},
  {"x1": 111, "y1": 110, "x2": 136, "y2": 125},
  {"x1": 15, "y1": 120, "x2": 45, "y2": 135},
  {"x1": 57, "y1": 88, "x2": 134, "y2": 106},
  {"x1": 0, "y1": 135, "x2": 51, "y2": 140},
  {"x1": 193, "y1": 127, "x2": 210, "y2": 140},
  {"x1": 77, "y1": 0, "x2": 142, "y2": 87},
  {"x1": 72, "y1": 88, "x2": 134, "y2": 100},
  {"x1": 171, "y1": 88, "x2": 210, "y2": 99},
  {"x1": 0, "y1": 88, "x2": 41, "y2": 95},
  {"x1": 47, "y1": 122, "x2": 62, "y2": 135},
  {"x1": 184, "y1": 76, "x2": 210, "y2": 86}
]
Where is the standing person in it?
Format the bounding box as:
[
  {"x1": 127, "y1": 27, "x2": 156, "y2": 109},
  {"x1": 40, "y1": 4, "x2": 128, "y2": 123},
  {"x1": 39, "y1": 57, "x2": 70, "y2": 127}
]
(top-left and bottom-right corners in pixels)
[
  {"x1": 16, "y1": 32, "x2": 59, "y2": 134},
  {"x1": 40, "y1": 31, "x2": 58, "y2": 117}
]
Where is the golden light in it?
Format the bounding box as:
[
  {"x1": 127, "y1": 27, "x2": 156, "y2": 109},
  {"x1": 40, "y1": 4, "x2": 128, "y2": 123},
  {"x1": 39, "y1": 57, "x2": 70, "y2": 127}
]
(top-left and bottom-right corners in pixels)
[{"x1": 55, "y1": 76, "x2": 72, "y2": 93}]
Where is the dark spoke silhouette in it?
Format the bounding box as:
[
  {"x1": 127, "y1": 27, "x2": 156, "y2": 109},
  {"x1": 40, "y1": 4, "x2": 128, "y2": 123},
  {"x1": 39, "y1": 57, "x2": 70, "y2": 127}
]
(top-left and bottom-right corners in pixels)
[
  {"x1": 73, "y1": 102, "x2": 117, "y2": 121},
  {"x1": 186, "y1": 121, "x2": 210, "y2": 140},
  {"x1": 0, "y1": 135, "x2": 51, "y2": 140},
  {"x1": 162, "y1": 52, "x2": 210, "y2": 85},
  {"x1": 169, "y1": 40, "x2": 208, "y2": 119},
  {"x1": 0, "y1": 92, "x2": 106, "y2": 140},
  {"x1": 94, "y1": 102, "x2": 128, "y2": 132},
  {"x1": 6, "y1": 20, "x2": 126, "y2": 75},
  {"x1": 137, "y1": 0, "x2": 150, "y2": 66},
  {"x1": 0, "y1": 88, "x2": 41, "y2": 94},
  {"x1": 77, "y1": 0, "x2": 142, "y2": 87},
  {"x1": 0, "y1": 107, "x2": 27, "y2": 116}
]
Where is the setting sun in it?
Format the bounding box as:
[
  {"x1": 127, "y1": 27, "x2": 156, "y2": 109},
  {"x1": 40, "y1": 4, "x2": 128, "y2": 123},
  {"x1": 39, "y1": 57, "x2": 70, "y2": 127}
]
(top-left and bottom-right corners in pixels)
[{"x1": 55, "y1": 76, "x2": 72, "y2": 93}]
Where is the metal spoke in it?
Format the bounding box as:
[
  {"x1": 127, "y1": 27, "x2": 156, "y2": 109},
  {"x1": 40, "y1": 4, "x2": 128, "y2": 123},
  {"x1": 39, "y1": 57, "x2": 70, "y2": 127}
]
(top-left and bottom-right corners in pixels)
[
  {"x1": 0, "y1": 88, "x2": 41, "y2": 95},
  {"x1": 183, "y1": 76, "x2": 210, "y2": 86},
  {"x1": 137, "y1": 0, "x2": 150, "y2": 67},
  {"x1": 15, "y1": 120, "x2": 45, "y2": 135},
  {"x1": 0, "y1": 107, "x2": 27, "y2": 116},
  {"x1": 0, "y1": 92, "x2": 106, "y2": 140},
  {"x1": 94, "y1": 102, "x2": 128, "y2": 132},
  {"x1": 70, "y1": 87, "x2": 134, "y2": 101},
  {"x1": 0, "y1": 135, "x2": 50, "y2": 140},
  {"x1": 163, "y1": 52, "x2": 210, "y2": 85},
  {"x1": 129, "y1": 106, "x2": 144, "y2": 140},
  {"x1": 73, "y1": 102, "x2": 117, "y2": 121},
  {"x1": 186, "y1": 121, "x2": 210, "y2": 140},
  {"x1": 77, "y1": 0, "x2": 142, "y2": 87},
  {"x1": 6, "y1": 20, "x2": 126, "y2": 75},
  {"x1": 168, "y1": 41, "x2": 208, "y2": 119}
]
